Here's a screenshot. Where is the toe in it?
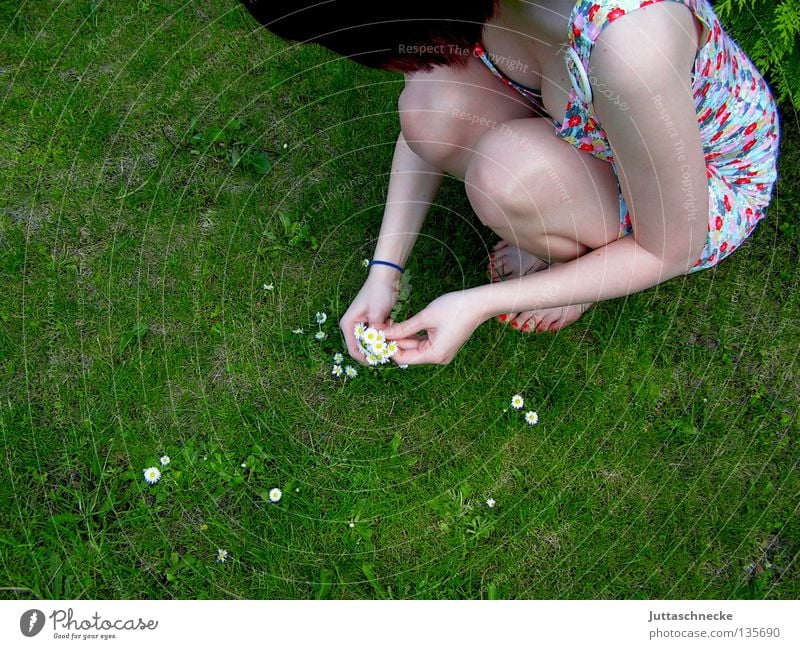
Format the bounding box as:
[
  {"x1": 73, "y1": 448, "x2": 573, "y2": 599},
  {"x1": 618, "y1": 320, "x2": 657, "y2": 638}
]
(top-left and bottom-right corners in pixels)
[
  {"x1": 518, "y1": 312, "x2": 537, "y2": 333},
  {"x1": 542, "y1": 311, "x2": 562, "y2": 332},
  {"x1": 512, "y1": 311, "x2": 535, "y2": 332}
]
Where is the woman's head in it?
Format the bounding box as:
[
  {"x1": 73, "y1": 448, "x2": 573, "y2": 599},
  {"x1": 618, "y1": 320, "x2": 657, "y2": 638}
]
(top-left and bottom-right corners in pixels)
[{"x1": 239, "y1": 1, "x2": 499, "y2": 72}]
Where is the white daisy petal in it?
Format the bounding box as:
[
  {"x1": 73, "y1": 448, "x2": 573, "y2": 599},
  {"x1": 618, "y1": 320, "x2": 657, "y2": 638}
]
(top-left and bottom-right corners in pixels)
[{"x1": 143, "y1": 467, "x2": 161, "y2": 485}]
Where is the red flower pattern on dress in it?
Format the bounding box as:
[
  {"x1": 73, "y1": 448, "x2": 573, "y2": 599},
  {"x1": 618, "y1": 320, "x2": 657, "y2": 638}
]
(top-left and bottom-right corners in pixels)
[{"x1": 607, "y1": 7, "x2": 626, "y2": 21}]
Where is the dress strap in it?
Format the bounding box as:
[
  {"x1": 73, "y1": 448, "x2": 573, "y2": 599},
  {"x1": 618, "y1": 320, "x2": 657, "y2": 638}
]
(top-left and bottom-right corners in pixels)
[{"x1": 564, "y1": 0, "x2": 706, "y2": 111}]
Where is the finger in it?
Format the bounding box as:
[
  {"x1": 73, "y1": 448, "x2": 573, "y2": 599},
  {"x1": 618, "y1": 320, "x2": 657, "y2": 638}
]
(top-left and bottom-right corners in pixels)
[
  {"x1": 391, "y1": 339, "x2": 438, "y2": 366},
  {"x1": 394, "y1": 336, "x2": 424, "y2": 350},
  {"x1": 341, "y1": 316, "x2": 369, "y2": 364},
  {"x1": 383, "y1": 312, "x2": 428, "y2": 340}
]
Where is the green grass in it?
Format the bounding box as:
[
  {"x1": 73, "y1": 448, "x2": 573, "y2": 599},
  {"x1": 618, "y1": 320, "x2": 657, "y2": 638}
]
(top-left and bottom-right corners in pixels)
[{"x1": 0, "y1": 0, "x2": 798, "y2": 600}]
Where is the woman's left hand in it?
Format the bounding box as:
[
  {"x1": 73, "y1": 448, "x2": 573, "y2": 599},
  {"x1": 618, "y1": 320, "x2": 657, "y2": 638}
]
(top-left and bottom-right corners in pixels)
[{"x1": 381, "y1": 291, "x2": 486, "y2": 366}]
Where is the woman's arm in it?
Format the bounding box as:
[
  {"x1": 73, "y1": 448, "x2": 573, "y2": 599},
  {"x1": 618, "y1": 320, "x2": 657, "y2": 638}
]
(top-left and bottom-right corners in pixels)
[
  {"x1": 368, "y1": 130, "x2": 444, "y2": 282},
  {"x1": 339, "y1": 130, "x2": 444, "y2": 361}
]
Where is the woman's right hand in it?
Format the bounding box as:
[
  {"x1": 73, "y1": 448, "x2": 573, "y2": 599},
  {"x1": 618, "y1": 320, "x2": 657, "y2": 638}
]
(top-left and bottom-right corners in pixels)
[{"x1": 340, "y1": 266, "x2": 401, "y2": 364}]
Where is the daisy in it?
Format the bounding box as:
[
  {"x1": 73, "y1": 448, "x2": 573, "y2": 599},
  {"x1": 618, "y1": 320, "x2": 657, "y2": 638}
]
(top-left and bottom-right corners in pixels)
[
  {"x1": 367, "y1": 354, "x2": 381, "y2": 366},
  {"x1": 345, "y1": 365, "x2": 357, "y2": 378},
  {"x1": 385, "y1": 341, "x2": 399, "y2": 356},
  {"x1": 511, "y1": 394, "x2": 524, "y2": 410},
  {"x1": 357, "y1": 341, "x2": 369, "y2": 356},
  {"x1": 363, "y1": 327, "x2": 379, "y2": 345},
  {"x1": 362, "y1": 259, "x2": 370, "y2": 268},
  {"x1": 216, "y1": 548, "x2": 228, "y2": 563},
  {"x1": 333, "y1": 352, "x2": 344, "y2": 364},
  {"x1": 143, "y1": 467, "x2": 161, "y2": 485},
  {"x1": 349, "y1": 522, "x2": 355, "y2": 528},
  {"x1": 372, "y1": 341, "x2": 386, "y2": 354},
  {"x1": 525, "y1": 411, "x2": 539, "y2": 425},
  {"x1": 159, "y1": 455, "x2": 170, "y2": 466},
  {"x1": 269, "y1": 488, "x2": 282, "y2": 503},
  {"x1": 315, "y1": 331, "x2": 326, "y2": 340},
  {"x1": 292, "y1": 327, "x2": 304, "y2": 334},
  {"x1": 375, "y1": 330, "x2": 386, "y2": 344},
  {"x1": 332, "y1": 364, "x2": 343, "y2": 377},
  {"x1": 315, "y1": 311, "x2": 327, "y2": 325},
  {"x1": 354, "y1": 322, "x2": 366, "y2": 340},
  {"x1": 263, "y1": 283, "x2": 274, "y2": 291},
  {"x1": 486, "y1": 498, "x2": 496, "y2": 508}
]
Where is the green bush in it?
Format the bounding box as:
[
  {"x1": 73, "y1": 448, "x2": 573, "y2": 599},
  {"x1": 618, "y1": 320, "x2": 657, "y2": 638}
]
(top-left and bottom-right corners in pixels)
[{"x1": 714, "y1": 0, "x2": 800, "y2": 107}]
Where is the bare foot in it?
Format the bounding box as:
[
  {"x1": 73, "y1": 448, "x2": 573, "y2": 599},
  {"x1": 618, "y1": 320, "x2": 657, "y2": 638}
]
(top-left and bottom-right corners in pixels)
[
  {"x1": 488, "y1": 239, "x2": 549, "y2": 282},
  {"x1": 487, "y1": 239, "x2": 591, "y2": 333}
]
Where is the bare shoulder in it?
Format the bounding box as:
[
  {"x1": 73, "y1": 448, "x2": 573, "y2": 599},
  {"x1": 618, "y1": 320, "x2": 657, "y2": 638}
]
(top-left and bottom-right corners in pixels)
[{"x1": 588, "y1": 2, "x2": 703, "y2": 90}]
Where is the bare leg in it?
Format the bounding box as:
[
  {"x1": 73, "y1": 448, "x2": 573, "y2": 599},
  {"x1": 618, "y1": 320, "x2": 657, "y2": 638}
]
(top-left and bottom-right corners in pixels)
[{"x1": 466, "y1": 118, "x2": 625, "y2": 332}]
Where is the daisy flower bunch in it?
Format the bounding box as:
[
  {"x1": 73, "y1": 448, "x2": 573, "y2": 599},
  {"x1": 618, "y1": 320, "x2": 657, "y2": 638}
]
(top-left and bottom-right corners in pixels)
[
  {"x1": 353, "y1": 322, "x2": 399, "y2": 366},
  {"x1": 314, "y1": 311, "x2": 327, "y2": 340},
  {"x1": 507, "y1": 393, "x2": 540, "y2": 427},
  {"x1": 331, "y1": 352, "x2": 358, "y2": 380},
  {"x1": 291, "y1": 310, "x2": 329, "y2": 339},
  {"x1": 142, "y1": 453, "x2": 172, "y2": 485}
]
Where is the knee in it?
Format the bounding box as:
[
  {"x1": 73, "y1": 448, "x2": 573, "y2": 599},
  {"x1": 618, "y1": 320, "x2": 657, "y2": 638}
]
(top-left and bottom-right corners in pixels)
[
  {"x1": 398, "y1": 81, "x2": 481, "y2": 173},
  {"x1": 465, "y1": 124, "x2": 548, "y2": 227}
]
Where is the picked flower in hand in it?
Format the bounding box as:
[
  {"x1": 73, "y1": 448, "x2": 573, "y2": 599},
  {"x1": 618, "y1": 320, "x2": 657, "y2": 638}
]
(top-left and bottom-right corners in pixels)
[{"x1": 354, "y1": 322, "x2": 398, "y2": 366}]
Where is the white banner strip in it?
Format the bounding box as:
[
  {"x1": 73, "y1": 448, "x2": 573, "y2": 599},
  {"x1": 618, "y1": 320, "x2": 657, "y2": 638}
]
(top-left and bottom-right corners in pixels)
[{"x1": 1, "y1": 600, "x2": 798, "y2": 648}]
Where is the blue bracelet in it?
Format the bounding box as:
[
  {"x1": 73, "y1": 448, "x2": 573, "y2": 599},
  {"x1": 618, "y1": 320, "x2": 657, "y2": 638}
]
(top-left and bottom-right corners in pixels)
[{"x1": 369, "y1": 259, "x2": 405, "y2": 273}]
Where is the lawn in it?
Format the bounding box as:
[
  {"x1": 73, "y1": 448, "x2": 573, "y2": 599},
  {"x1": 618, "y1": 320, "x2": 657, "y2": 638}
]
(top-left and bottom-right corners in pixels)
[{"x1": 0, "y1": 0, "x2": 798, "y2": 599}]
